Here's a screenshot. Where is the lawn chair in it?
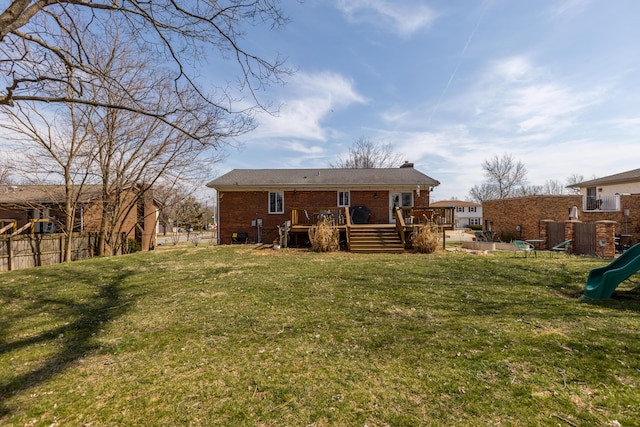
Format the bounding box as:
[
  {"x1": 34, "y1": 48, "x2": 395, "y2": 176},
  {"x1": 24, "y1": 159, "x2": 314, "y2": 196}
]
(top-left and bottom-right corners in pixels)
[
  {"x1": 513, "y1": 240, "x2": 535, "y2": 258},
  {"x1": 550, "y1": 239, "x2": 571, "y2": 257}
]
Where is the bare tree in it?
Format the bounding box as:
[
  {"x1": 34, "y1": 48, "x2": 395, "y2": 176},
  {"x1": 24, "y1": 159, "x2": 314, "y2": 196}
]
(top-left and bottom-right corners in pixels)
[
  {"x1": 515, "y1": 179, "x2": 567, "y2": 197},
  {"x1": 330, "y1": 137, "x2": 404, "y2": 168},
  {"x1": 0, "y1": 1, "x2": 289, "y2": 141},
  {"x1": 79, "y1": 24, "x2": 235, "y2": 255},
  {"x1": 0, "y1": 15, "x2": 243, "y2": 256},
  {"x1": 468, "y1": 182, "x2": 499, "y2": 203},
  {"x1": 0, "y1": 164, "x2": 15, "y2": 185},
  {"x1": 542, "y1": 179, "x2": 566, "y2": 195},
  {"x1": 468, "y1": 154, "x2": 527, "y2": 202},
  {"x1": 0, "y1": 51, "x2": 98, "y2": 261}
]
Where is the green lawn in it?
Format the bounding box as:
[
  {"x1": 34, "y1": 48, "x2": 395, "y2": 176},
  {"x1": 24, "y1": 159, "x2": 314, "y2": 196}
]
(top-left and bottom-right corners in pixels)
[{"x1": 1, "y1": 245, "x2": 639, "y2": 426}]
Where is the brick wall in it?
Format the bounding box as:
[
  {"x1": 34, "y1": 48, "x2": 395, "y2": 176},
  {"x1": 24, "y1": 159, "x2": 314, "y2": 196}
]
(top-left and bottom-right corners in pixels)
[
  {"x1": 582, "y1": 195, "x2": 640, "y2": 242},
  {"x1": 483, "y1": 195, "x2": 582, "y2": 241},
  {"x1": 483, "y1": 194, "x2": 640, "y2": 248}
]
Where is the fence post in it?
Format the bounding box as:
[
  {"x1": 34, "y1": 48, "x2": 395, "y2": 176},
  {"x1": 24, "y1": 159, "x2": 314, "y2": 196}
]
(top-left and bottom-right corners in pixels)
[
  {"x1": 564, "y1": 220, "x2": 580, "y2": 254},
  {"x1": 595, "y1": 220, "x2": 616, "y2": 258},
  {"x1": 540, "y1": 219, "x2": 553, "y2": 250},
  {"x1": 7, "y1": 235, "x2": 12, "y2": 271}
]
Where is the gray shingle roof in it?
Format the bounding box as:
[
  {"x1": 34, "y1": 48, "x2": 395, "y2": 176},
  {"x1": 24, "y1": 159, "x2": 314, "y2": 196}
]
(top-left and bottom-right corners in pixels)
[
  {"x1": 0, "y1": 185, "x2": 103, "y2": 204},
  {"x1": 572, "y1": 168, "x2": 640, "y2": 187},
  {"x1": 207, "y1": 168, "x2": 440, "y2": 189}
]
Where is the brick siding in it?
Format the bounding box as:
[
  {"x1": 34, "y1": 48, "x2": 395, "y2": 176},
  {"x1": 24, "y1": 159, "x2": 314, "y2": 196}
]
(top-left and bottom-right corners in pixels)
[
  {"x1": 483, "y1": 194, "x2": 640, "y2": 249},
  {"x1": 217, "y1": 189, "x2": 427, "y2": 244}
]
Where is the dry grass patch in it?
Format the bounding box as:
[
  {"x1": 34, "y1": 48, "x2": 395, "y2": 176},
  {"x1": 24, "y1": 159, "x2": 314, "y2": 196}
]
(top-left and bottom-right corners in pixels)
[
  {"x1": 411, "y1": 224, "x2": 440, "y2": 253},
  {"x1": 308, "y1": 219, "x2": 340, "y2": 252}
]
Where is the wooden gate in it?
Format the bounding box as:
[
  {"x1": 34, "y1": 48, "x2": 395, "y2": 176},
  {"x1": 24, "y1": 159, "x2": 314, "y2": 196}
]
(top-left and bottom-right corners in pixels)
[
  {"x1": 547, "y1": 222, "x2": 566, "y2": 248},
  {"x1": 574, "y1": 222, "x2": 596, "y2": 255}
]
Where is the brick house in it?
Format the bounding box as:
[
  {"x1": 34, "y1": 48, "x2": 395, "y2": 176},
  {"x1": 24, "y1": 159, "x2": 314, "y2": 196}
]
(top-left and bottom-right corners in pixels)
[
  {"x1": 0, "y1": 184, "x2": 160, "y2": 251},
  {"x1": 207, "y1": 163, "x2": 440, "y2": 245},
  {"x1": 482, "y1": 168, "x2": 640, "y2": 256},
  {"x1": 568, "y1": 167, "x2": 640, "y2": 212},
  {"x1": 430, "y1": 200, "x2": 482, "y2": 228}
]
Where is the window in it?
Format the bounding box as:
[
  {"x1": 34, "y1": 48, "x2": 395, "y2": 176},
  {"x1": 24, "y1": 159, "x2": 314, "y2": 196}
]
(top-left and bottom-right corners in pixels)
[
  {"x1": 456, "y1": 206, "x2": 465, "y2": 213},
  {"x1": 269, "y1": 192, "x2": 284, "y2": 214},
  {"x1": 468, "y1": 206, "x2": 477, "y2": 213},
  {"x1": 338, "y1": 191, "x2": 350, "y2": 207},
  {"x1": 586, "y1": 187, "x2": 598, "y2": 210},
  {"x1": 469, "y1": 218, "x2": 481, "y2": 225}
]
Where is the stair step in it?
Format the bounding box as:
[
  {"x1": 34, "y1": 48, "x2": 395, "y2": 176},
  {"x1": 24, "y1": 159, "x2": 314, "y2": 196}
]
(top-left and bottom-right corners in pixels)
[{"x1": 348, "y1": 225, "x2": 404, "y2": 253}]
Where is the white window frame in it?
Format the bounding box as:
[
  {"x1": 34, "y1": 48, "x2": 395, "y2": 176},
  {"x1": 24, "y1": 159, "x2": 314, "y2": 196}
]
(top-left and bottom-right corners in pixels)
[
  {"x1": 268, "y1": 191, "x2": 284, "y2": 214},
  {"x1": 338, "y1": 191, "x2": 350, "y2": 207}
]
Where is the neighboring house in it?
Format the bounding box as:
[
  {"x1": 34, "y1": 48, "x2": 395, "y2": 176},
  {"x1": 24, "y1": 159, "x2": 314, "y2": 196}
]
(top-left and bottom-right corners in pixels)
[
  {"x1": 0, "y1": 184, "x2": 160, "y2": 251},
  {"x1": 482, "y1": 168, "x2": 640, "y2": 255},
  {"x1": 569, "y1": 168, "x2": 640, "y2": 212},
  {"x1": 207, "y1": 163, "x2": 440, "y2": 245},
  {"x1": 430, "y1": 200, "x2": 482, "y2": 228}
]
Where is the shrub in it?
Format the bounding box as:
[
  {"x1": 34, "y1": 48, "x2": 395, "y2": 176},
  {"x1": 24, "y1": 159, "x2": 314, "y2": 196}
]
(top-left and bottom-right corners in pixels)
[
  {"x1": 308, "y1": 219, "x2": 339, "y2": 252},
  {"x1": 500, "y1": 231, "x2": 515, "y2": 243},
  {"x1": 127, "y1": 238, "x2": 141, "y2": 253},
  {"x1": 411, "y1": 224, "x2": 439, "y2": 253}
]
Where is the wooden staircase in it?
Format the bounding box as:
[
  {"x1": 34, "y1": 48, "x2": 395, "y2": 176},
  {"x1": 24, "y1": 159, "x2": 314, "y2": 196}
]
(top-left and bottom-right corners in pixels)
[{"x1": 348, "y1": 225, "x2": 405, "y2": 253}]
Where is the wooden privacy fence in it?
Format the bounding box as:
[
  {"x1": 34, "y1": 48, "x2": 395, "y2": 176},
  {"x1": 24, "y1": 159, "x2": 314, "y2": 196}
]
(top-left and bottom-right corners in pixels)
[
  {"x1": 574, "y1": 222, "x2": 597, "y2": 255},
  {"x1": 543, "y1": 221, "x2": 607, "y2": 256},
  {"x1": 0, "y1": 232, "x2": 126, "y2": 272}
]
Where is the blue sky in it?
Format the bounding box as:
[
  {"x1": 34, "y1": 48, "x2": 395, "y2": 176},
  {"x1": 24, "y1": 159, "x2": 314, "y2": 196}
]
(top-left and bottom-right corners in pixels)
[
  {"x1": 209, "y1": 0, "x2": 640, "y2": 201},
  {"x1": 2, "y1": 1, "x2": 639, "y2": 202}
]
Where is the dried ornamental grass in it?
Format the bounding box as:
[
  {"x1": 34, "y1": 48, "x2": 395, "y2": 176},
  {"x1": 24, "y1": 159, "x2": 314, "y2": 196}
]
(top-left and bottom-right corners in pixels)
[
  {"x1": 308, "y1": 218, "x2": 340, "y2": 252},
  {"x1": 412, "y1": 223, "x2": 439, "y2": 253}
]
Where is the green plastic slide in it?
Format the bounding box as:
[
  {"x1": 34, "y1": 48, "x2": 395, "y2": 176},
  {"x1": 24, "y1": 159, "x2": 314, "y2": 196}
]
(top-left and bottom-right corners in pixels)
[{"x1": 583, "y1": 242, "x2": 640, "y2": 299}]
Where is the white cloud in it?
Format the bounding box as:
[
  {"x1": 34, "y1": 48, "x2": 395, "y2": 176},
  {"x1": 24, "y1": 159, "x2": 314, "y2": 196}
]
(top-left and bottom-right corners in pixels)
[
  {"x1": 285, "y1": 141, "x2": 324, "y2": 155},
  {"x1": 547, "y1": 0, "x2": 592, "y2": 18},
  {"x1": 607, "y1": 117, "x2": 640, "y2": 130},
  {"x1": 335, "y1": 0, "x2": 436, "y2": 36},
  {"x1": 464, "y1": 56, "x2": 607, "y2": 135},
  {"x1": 251, "y1": 71, "x2": 367, "y2": 141},
  {"x1": 492, "y1": 56, "x2": 536, "y2": 82}
]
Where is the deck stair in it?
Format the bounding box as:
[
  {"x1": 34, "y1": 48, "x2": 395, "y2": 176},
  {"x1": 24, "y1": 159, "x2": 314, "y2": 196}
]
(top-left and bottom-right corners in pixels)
[{"x1": 348, "y1": 225, "x2": 404, "y2": 253}]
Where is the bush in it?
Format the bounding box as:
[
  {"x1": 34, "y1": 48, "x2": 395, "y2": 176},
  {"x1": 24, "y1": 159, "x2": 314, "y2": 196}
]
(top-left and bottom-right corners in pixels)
[
  {"x1": 127, "y1": 238, "x2": 141, "y2": 253},
  {"x1": 500, "y1": 231, "x2": 515, "y2": 243},
  {"x1": 411, "y1": 224, "x2": 439, "y2": 253},
  {"x1": 308, "y1": 219, "x2": 339, "y2": 252}
]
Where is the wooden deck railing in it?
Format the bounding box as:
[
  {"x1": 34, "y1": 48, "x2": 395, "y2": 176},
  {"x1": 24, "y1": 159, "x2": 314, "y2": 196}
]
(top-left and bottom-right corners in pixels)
[
  {"x1": 398, "y1": 206, "x2": 455, "y2": 229},
  {"x1": 291, "y1": 206, "x2": 454, "y2": 229},
  {"x1": 394, "y1": 207, "x2": 406, "y2": 247},
  {"x1": 291, "y1": 207, "x2": 349, "y2": 227}
]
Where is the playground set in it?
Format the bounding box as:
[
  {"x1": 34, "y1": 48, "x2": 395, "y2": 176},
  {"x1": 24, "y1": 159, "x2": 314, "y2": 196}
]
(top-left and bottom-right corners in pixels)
[{"x1": 583, "y1": 242, "x2": 640, "y2": 299}]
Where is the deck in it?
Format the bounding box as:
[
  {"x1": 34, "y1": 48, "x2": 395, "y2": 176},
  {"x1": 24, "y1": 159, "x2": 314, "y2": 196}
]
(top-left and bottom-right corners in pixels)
[{"x1": 285, "y1": 206, "x2": 454, "y2": 253}]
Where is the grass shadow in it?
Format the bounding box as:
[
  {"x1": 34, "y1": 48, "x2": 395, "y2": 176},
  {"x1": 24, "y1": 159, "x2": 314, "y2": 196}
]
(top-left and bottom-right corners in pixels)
[{"x1": 0, "y1": 268, "x2": 134, "y2": 417}]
